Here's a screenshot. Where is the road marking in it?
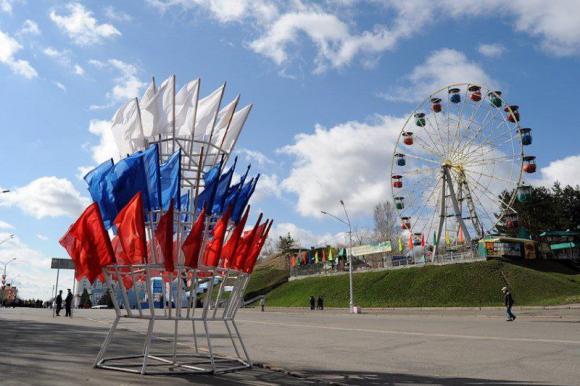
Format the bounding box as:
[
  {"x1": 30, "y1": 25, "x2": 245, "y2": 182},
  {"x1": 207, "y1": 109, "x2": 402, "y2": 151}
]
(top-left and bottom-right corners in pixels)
[{"x1": 237, "y1": 319, "x2": 580, "y2": 345}]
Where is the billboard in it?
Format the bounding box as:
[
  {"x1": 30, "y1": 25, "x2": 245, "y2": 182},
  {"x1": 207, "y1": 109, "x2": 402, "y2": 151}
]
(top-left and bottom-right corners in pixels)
[
  {"x1": 351, "y1": 241, "x2": 392, "y2": 257},
  {"x1": 51, "y1": 258, "x2": 75, "y2": 270}
]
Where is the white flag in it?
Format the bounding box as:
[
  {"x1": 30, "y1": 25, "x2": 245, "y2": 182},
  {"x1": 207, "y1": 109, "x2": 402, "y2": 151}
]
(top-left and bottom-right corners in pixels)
[
  {"x1": 175, "y1": 78, "x2": 200, "y2": 137},
  {"x1": 141, "y1": 75, "x2": 174, "y2": 137},
  {"x1": 111, "y1": 98, "x2": 142, "y2": 158},
  {"x1": 194, "y1": 84, "x2": 224, "y2": 141},
  {"x1": 222, "y1": 104, "x2": 252, "y2": 154},
  {"x1": 204, "y1": 96, "x2": 240, "y2": 165}
]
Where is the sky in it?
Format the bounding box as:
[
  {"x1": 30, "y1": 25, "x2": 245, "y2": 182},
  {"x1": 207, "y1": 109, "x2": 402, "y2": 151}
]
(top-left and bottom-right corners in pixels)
[{"x1": 1, "y1": 0, "x2": 580, "y2": 299}]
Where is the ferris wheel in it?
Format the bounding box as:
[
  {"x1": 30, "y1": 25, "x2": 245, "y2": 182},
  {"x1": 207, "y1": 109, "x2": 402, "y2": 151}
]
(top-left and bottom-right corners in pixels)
[{"x1": 390, "y1": 83, "x2": 536, "y2": 258}]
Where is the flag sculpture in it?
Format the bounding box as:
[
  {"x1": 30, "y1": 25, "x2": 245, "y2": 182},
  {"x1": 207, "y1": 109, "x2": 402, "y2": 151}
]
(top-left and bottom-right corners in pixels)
[{"x1": 60, "y1": 75, "x2": 272, "y2": 375}]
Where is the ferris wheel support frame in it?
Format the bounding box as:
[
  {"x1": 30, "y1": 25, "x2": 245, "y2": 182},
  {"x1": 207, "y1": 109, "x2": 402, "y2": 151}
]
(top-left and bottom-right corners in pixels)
[{"x1": 433, "y1": 166, "x2": 474, "y2": 260}]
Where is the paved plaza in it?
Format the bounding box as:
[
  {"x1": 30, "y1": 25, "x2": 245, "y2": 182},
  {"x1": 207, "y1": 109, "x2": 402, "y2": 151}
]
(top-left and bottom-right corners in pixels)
[{"x1": 0, "y1": 307, "x2": 579, "y2": 385}]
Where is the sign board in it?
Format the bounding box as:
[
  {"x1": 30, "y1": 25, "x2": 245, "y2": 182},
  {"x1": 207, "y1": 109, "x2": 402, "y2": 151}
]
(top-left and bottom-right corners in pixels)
[
  {"x1": 152, "y1": 279, "x2": 163, "y2": 294},
  {"x1": 351, "y1": 241, "x2": 392, "y2": 257},
  {"x1": 51, "y1": 258, "x2": 75, "y2": 270}
]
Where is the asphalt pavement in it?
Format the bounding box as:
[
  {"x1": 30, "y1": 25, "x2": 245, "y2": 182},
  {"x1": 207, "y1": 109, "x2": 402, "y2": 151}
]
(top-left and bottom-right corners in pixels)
[{"x1": 1, "y1": 307, "x2": 579, "y2": 385}]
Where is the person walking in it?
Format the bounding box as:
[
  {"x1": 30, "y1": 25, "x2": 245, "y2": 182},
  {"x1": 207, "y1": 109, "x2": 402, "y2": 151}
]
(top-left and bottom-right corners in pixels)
[
  {"x1": 309, "y1": 296, "x2": 315, "y2": 310},
  {"x1": 55, "y1": 290, "x2": 63, "y2": 316},
  {"x1": 317, "y1": 296, "x2": 324, "y2": 311},
  {"x1": 502, "y1": 287, "x2": 516, "y2": 321},
  {"x1": 260, "y1": 296, "x2": 265, "y2": 312},
  {"x1": 65, "y1": 289, "x2": 73, "y2": 317}
]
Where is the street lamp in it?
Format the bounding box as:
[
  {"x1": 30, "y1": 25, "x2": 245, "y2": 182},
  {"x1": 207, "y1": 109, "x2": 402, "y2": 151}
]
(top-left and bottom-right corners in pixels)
[
  {"x1": 321, "y1": 200, "x2": 355, "y2": 314},
  {"x1": 0, "y1": 234, "x2": 14, "y2": 246},
  {"x1": 1, "y1": 257, "x2": 17, "y2": 284}
]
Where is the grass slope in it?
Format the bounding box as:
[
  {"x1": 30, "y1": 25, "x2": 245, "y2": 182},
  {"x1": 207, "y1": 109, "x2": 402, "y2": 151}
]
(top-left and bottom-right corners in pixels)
[
  {"x1": 263, "y1": 259, "x2": 580, "y2": 308},
  {"x1": 244, "y1": 254, "x2": 290, "y2": 301}
]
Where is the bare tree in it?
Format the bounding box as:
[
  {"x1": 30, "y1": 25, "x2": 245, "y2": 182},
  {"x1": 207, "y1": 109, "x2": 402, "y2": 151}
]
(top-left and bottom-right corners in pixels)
[
  {"x1": 352, "y1": 226, "x2": 376, "y2": 246},
  {"x1": 373, "y1": 200, "x2": 399, "y2": 244}
]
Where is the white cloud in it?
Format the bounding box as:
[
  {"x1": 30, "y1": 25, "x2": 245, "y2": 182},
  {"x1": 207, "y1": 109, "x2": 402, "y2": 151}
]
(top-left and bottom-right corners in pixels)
[
  {"x1": 0, "y1": 220, "x2": 14, "y2": 229},
  {"x1": 0, "y1": 29, "x2": 38, "y2": 79},
  {"x1": 267, "y1": 222, "x2": 345, "y2": 249},
  {"x1": 43, "y1": 47, "x2": 71, "y2": 66},
  {"x1": 74, "y1": 64, "x2": 85, "y2": 75},
  {"x1": 104, "y1": 6, "x2": 133, "y2": 22},
  {"x1": 0, "y1": 232, "x2": 71, "y2": 300},
  {"x1": 36, "y1": 234, "x2": 48, "y2": 241},
  {"x1": 383, "y1": 48, "x2": 498, "y2": 103},
  {"x1": 147, "y1": 0, "x2": 278, "y2": 24},
  {"x1": 252, "y1": 173, "x2": 281, "y2": 202},
  {"x1": 49, "y1": 3, "x2": 121, "y2": 46},
  {"x1": 86, "y1": 119, "x2": 119, "y2": 163},
  {"x1": 280, "y1": 115, "x2": 403, "y2": 218},
  {"x1": 19, "y1": 20, "x2": 41, "y2": 36},
  {"x1": 478, "y1": 43, "x2": 505, "y2": 58},
  {"x1": 0, "y1": 0, "x2": 15, "y2": 14},
  {"x1": 89, "y1": 58, "x2": 145, "y2": 109},
  {"x1": 236, "y1": 148, "x2": 274, "y2": 166},
  {"x1": 148, "y1": 1, "x2": 580, "y2": 74},
  {"x1": 0, "y1": 177, "x2": 89, "y2": 219},
  {"x1": 534, "y1": 154, "x2": 580, "y2": 187},
  {"x1": 53, "y1": 81, "x2": 66, "y2": 92}
]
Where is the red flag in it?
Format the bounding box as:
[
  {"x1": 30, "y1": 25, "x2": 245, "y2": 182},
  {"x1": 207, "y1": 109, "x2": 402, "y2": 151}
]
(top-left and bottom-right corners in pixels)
[
  {"x1": 244, "y1": 219, "x2": 273, "y2": 273},
  {"x1": 155, "y1": 201, "x2": 174, "y2": 273},
  {"x1": 232, "y1": 213, "x2": 263, "y2": 270},
  {"x1": 408, "y1": 232, "x2": 414, "y2": 250},
  {"x1": 111, "y1": 237, "x2": 133, "y2": 288},
  {"x1": 203, "y1": 206, "x2": 232, "y2": 267},
  {"x1": 182, "y1": 207, "x2": 206, "y2": 268},
  {"x1": 59, "y1": 203, "x2": 115, "y2": 283},
  {"x1": 221, "y1": 206, "x2": 250, "y2": 269},
  {"x1": 458, "y1": 226, "x2": 464, "y2": 244},
  {"x1": 113, "y1": 192, "x2": 147, "y2": 265},
  {"x1": 421, "y1": 234, "x2": 425, "y2": 248}
]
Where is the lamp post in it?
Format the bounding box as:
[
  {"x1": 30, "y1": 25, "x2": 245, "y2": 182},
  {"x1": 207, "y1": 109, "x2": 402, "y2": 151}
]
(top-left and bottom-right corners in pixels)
[
  {"x1": 321, "y1": 200, "x2": 355, "y2": 314},
  {"x1": 1, "y1": 257, "x2": 17, "y2": 287}
]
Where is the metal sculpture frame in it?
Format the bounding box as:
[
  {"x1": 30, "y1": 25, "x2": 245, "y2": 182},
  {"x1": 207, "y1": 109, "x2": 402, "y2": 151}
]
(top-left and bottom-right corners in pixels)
[{"x1": 93, "y1": 77, "x2": 255, "y2": 375}]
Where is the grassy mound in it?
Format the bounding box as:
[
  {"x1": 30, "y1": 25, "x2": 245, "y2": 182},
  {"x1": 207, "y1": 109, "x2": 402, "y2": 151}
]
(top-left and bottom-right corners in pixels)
[
  {"x1": 262, "y1": 259, "x2": 580, "y2": 308},
  {"x1": 244, "y1": 254, "x2": 290, "y2": 301}
]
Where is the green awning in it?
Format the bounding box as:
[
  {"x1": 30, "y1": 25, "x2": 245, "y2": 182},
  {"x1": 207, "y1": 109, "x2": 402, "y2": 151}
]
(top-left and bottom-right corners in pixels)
[{"x1": 550, "y1": 242, "x2": 576, "y2": 250}]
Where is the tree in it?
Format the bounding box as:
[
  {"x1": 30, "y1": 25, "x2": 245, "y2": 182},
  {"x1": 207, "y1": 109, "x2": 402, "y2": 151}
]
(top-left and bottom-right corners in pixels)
[
  {"x1": 97, "y1": 289, "x2": 114, "y2": 308},
  {"x1": 373, "y1": 200, "x2": 399, "y2": 244},
  {"x1": 498, "y1": 183, "x2": 580, "y2": 237},
  {"x1": 79, "y1": 288, "x2": 92, "y2": 308},
  {"x1": 276, "y1": 232, "x2": 296, "y2": 253}
]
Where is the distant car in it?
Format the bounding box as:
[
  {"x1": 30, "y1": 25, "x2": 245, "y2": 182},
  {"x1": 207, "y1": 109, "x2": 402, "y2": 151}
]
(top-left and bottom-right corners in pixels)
[{"x1": 91, "y1": 305, "x2": 109, "y2": 309}]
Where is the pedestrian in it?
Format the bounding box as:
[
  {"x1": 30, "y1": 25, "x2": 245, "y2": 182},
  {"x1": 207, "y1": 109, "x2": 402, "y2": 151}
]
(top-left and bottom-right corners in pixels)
[
  {"x1": 309, "y1": 296, "x2": 315, "y2": 310},
  {"x1": 317, "y1": 296, "x2": 323, "y2": 311},
  {"x1": 260, "y1": 296, "x2": 265, "y2": 312},
  {"x1": 55, "y1": 290, "x2": 63, "y2": 316},
  {"x1": 65, "y1": 289, "x2": 73, "y2": 317},
  {"x1": 502, "y1": 286, "x2": 516, "y2": 321}
]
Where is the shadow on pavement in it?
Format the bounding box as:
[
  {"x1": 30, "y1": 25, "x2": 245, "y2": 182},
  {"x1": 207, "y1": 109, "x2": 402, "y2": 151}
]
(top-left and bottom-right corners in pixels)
[{"x1": 0, "y1": 317, "x2": 549, "y2": 385}]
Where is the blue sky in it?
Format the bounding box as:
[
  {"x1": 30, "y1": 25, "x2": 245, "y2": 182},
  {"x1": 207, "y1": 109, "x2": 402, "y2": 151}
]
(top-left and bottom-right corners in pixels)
[{"x1": 1, "y1": 0, "x2": 580, "y2": 299}]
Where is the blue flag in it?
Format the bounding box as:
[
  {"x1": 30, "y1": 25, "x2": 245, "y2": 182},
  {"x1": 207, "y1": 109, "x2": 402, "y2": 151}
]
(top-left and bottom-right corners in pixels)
[
  {"x1": 160, "y1": 150, "x2": 181, "y2": 210},
  {"x1": 180, "y1": 192, "x2": 190, "y2": 222},
  {"x1": 139, "y1": 144, "x2": 162, "y2": 211},
  {"x1": 231, "y1": 174, "x2": 259, "y2": 223},
  {"x1": 195, "y1": 159, "x2": 223, "y2": 213},
  {"x1": 84, "y1": 159, "x2": 116, "y2": 228},
  {"x1": 106, "y1": 153, "x2": 151, "y2": 215},
  {"x1": 212, "y1": 156, "x2": 237, "y2": 215},
  {"x1": 223, "y1": 164, "x2": 250, "y2": 215}
]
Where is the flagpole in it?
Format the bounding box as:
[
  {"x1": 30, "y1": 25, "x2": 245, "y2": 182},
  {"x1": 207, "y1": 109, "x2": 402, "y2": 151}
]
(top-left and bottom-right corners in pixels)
[
  {"x1": 187, "y1": 79, "x2": 201, "y2": 177},
  {"x1": 172, "y1": 74, "x2": 176, "y2": 154},
  {"x1": 224, "y1": 104, "x2": 252, "y2": 165},
  {"x1": 216, "y1": 95, "x2": 239, "y2": 165},
  {"x1": 193, "y1": 147, "x2": 205, "y2": 211}
]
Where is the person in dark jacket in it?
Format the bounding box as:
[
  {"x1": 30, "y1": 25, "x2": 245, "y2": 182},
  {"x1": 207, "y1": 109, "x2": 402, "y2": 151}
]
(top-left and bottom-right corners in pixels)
[
  {"x1": 55, "y1": 290, "x2": 63, "y2": 316},
  {"x1": 309, "y1": 296, "x2": 315, "y2": 310},
  {"x1": 65, "y1": 289, "x2": 73, "y2": 317},
  {"x1": 502, "y1": 287, "x2": 516, "y2": 321},
  {"x1": 317, "y1": 296, "x2": 324, "y2": 310}
]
